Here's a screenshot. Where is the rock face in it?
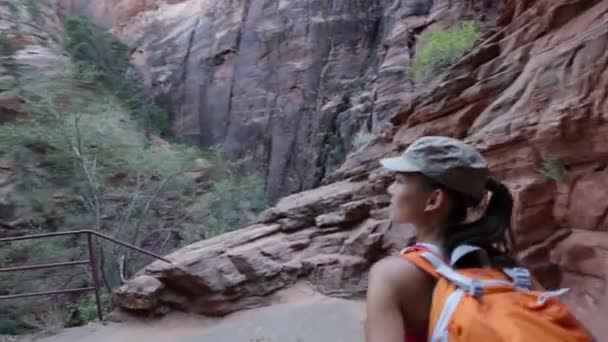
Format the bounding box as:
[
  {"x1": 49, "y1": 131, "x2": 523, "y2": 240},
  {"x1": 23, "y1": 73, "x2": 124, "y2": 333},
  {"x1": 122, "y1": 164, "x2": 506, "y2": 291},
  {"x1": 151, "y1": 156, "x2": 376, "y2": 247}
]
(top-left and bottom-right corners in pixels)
[
  {"x1": 112, "y1": 0, "x2": 608, "y2": 338},
  {"x1": 58, "y1": 0, "x2": 502, "y2": 199},
  {"x1": 114, "y1": 179, "x2": 404, "y2": 316}
]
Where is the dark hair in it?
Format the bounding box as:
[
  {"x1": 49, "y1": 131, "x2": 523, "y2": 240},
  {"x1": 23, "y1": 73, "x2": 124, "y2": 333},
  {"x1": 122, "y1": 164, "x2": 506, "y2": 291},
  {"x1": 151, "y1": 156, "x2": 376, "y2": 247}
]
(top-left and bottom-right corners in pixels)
[{"x1": 420, "y1": 175, "x2": 517, "y2": 268}]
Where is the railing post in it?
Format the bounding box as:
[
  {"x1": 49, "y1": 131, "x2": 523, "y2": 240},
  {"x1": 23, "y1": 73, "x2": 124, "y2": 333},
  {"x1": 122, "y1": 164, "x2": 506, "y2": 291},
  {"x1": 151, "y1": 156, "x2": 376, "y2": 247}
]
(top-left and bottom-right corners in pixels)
[
  {"x1": 1, "y1": 229, "x2": 170, "y2": 318},
  {"x1": 87, "y1": 232, "x2": 103, "y2": 321}
]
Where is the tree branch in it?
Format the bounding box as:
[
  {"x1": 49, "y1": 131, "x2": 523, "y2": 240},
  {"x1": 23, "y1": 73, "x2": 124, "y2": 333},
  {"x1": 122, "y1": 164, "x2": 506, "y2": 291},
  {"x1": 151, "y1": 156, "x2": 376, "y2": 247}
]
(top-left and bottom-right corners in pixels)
[
  {"x1": 72, "y1": 146, "x2": 101, "y2": 230},
  {"x1": 112, "y1": 171, "x2": 143, "y2": 256},
  {"x1": 130, "y1": 174, "x2": 173, "y2": 246}
]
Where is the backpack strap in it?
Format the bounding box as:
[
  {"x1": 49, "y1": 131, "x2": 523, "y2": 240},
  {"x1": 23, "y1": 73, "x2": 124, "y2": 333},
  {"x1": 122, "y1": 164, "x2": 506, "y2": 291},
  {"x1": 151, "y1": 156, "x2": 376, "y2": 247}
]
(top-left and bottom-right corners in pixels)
[
  {"x1": 415, "y1": 242, "x2": 443, "y2": 256},
  {"x1": 450, "y1": 244, "x2": 491, "y2": 267},
  {"x1": 431, "y1": 287, "x2": 465, "y2": 342},
  {"x1": 450, "y1": 244, "x2": 534, "y2": 291},
  {"x1": 403, "y1": 243, "x2": 515, "y2": 295},
  {"x1": 419, "y1": 251, "x2": 514, "y2": 297},
  {"x1": 403, "y1": 244, "x2": 528, "y2": 341},
  {"x1": 400, "y1": 243, "x2": 444, "y2": 279},
  {"x1": 415, "y1": 251, "x2": 510, "y2": 342},
  {"x1": 535, "y1": 288, "x2": 570, "y2": 305}
]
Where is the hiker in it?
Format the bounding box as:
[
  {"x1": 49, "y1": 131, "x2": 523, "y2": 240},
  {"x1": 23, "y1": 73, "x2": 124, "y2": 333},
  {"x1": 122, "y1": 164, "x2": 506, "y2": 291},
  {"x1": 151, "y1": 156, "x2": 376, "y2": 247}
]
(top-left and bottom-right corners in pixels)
[{"x1": 365, "y1": 136, "x2": 591, "y2": 342}]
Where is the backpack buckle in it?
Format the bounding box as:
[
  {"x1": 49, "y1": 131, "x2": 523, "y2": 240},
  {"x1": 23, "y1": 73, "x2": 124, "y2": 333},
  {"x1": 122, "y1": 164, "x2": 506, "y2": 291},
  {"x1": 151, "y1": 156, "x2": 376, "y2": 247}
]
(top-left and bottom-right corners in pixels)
[
  {"x1": 469, "y1": 279, "x2": 483, "y2": 298},
  {"x1": 504, "y1": 267, "x2": 532, "y2": 290}
]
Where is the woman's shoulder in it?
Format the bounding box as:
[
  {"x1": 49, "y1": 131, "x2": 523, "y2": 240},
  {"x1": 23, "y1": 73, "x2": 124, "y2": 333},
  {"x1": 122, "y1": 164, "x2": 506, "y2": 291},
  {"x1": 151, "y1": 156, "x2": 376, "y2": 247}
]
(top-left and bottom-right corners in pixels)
[
  {"x1": 368, "y1": 255, "x2": 435, "y2": 332},
  {"x1": 369, "y1": 255, "x2": 435, "y2": 295}
]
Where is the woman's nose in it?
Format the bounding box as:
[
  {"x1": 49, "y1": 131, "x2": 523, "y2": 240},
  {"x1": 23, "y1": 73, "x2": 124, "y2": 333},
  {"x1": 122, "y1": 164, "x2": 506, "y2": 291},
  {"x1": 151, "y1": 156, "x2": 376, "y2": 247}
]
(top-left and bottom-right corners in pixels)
[{"x1": 387, "y1": 181, "x2": 397, "y2": 195}]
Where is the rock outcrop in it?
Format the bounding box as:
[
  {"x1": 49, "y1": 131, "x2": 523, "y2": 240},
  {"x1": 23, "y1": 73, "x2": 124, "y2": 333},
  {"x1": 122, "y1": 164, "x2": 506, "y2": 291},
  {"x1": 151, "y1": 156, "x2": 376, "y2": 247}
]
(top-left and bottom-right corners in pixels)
[
  {"x1": 114, "y1": 178, "x2": 403, "y2": 316},
  {"x1": 58, "y1": 0, "x2": 503, "y2": 199},
  {"x1": 113, "y1": 0, "x2": 608, "y2": 338}
]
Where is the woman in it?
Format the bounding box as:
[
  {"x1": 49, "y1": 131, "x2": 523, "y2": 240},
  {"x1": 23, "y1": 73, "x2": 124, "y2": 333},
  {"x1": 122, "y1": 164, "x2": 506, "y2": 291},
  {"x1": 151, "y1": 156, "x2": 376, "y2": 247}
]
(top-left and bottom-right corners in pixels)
[{"x1": 365, "y1": 136, "x2": 517, "y2": 342}]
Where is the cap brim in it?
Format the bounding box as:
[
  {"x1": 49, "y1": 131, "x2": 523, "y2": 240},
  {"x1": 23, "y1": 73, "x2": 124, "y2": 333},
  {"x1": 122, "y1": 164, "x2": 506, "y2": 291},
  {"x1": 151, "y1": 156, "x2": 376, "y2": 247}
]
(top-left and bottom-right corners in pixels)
[{"x1": 379, "y1": 156, "x2": 421, "y2": 173}]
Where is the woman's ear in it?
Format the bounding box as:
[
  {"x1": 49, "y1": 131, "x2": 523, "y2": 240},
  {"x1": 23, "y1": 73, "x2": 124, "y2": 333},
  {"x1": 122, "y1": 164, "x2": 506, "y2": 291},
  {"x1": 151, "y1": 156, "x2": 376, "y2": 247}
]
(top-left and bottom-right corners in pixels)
[{"x1": 424, "y1": 189, "x2": 443, "y2": 212}]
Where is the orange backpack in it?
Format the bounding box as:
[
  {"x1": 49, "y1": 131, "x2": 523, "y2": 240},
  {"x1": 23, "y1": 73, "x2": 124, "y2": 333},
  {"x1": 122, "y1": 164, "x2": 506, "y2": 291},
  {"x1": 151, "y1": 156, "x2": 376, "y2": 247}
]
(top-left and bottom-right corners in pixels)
[{"x1": 401, "y1": 243, "x2": 592, "y2": 342}]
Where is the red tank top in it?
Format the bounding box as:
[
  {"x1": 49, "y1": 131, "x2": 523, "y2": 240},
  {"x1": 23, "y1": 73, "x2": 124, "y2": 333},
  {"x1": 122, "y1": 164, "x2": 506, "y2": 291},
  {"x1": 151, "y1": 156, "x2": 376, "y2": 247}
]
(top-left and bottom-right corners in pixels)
[{"x1": 405, "y1": 332, "x2": 427, "y2": 342}]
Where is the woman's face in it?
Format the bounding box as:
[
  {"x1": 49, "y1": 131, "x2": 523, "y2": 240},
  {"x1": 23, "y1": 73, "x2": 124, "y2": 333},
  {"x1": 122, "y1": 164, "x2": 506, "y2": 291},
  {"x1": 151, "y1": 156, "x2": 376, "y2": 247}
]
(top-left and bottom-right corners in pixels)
[{"x1": 388, "y1": 173, "x2": 448, "y2": 226}]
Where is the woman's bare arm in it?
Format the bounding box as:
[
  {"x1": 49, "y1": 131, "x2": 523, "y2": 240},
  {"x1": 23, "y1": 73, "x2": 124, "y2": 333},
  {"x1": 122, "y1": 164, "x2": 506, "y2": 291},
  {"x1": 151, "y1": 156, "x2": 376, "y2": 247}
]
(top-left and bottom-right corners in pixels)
[
  {"x1": 366, "y1": 256, "x2": 432, "y2": 342},
  {"x1": 366, "y1": 257, "x2": 406, "y2": 342}
]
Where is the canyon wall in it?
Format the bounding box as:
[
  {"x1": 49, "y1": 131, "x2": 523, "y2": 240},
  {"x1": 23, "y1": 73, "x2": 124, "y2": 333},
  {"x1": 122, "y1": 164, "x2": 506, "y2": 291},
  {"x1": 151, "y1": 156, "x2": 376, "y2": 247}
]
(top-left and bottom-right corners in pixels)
[
  {"x1": 57, "y1": 0, "x2": 501, "y2": 199},
  {"x1": 110, "y1": 0, "x2": 608, "y2": 338}
]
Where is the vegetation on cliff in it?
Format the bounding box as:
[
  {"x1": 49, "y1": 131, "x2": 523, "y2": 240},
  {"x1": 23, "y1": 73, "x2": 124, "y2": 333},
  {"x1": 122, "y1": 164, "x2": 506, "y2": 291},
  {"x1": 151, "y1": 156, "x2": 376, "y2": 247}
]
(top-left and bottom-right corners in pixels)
[
  {"x1": 0, "y1": 10, "x2": 267, "y2": 334},
  {"x1": 409, "y1": 21, "x2": 480, "y2": 82}
]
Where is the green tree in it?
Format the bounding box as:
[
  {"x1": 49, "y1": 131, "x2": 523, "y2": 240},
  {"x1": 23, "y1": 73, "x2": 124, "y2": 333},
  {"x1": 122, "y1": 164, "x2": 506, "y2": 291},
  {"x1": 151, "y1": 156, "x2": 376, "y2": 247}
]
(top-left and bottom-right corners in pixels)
[{"x1": 409, "y1": 21, "x2": 480, "y2": 82}]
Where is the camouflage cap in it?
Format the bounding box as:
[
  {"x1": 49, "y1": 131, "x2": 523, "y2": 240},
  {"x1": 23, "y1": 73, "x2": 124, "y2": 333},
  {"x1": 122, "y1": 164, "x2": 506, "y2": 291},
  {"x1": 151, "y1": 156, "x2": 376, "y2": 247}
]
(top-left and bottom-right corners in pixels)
[{"x1": 380, "y1": 136, "x2": 489, "y2": 203}]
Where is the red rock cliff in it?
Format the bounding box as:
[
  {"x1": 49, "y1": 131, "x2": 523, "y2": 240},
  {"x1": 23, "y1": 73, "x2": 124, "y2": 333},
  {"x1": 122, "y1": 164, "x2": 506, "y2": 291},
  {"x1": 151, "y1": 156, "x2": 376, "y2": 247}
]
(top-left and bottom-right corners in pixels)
[
  {"x1": 58, "y1": 0, "x2": 502, "y2": 199},
  {"x1": 90, "y1": 0, "x2": 607, "y2": 338}
]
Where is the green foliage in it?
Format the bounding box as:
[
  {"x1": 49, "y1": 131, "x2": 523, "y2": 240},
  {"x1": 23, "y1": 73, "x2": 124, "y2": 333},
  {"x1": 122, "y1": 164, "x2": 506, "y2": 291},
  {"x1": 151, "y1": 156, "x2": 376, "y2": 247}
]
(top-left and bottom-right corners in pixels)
[
  {"x1": 352, "y1": 129, "x2": 373, "y2": 151},
  {"x1": 203, "y1": 146, "x2": 233, "y2": 178},
  {"x1": 0, "y1": 64, "x2": 192, "y2": 179},
  {"x1": 201, "y1": 148, "x2": 268, "y2": 238},
  {"x1": 539, "y1": 158, "x2": 568, "y2": 182},
  {"x1": 0, "y1": 75, "x2": 16, "y2": 90},
  {"x1": 118, "y1": 144, "x2": 199, "y2": 177},
  {"x1": 0, "y1": 62, "x2": 199, "y2": 294},
  {"x1": 0, "y1": 319, "x2": 21, "y2": 335},
  {"x1": 67, "y1": 295, "x2": 111, "y2": 324},
  {"x1": 325, "y1": 131, "x2": 346, "y2": 173},
  {"x1": 61, "y1": 16, "x2": 130, "y2": 83},
  {"x1": 60, "y1": 15, "x2": 169, "y2": 135},
  {"x1": 240, "y1": 173, "x2": 269, "y2": 212},
  {"x1": 0, "y1": 19, "x2": 271, "y2": 329},
  {"x1": 21, "y1": 0, "x2": 40, "y2": 20},
  {"x1": 0, "y1": 239, "x2": 77, "y2": 268},
  {"x1": 20, "y1": 303, "x2": 66, "y2": 334},
  {"x1": 75, "y1": 299, "x2": 98, "y2": 323},
  {"x1": 409, "y1": 21, "x2": 480, "y2": 82},
  {"x1": 0, "y1": 33, "x2": 16, "y2": 58},
  {"x1": 0, "y1": 119, "x2": 74, "y2": 177},
  {"x1": 143, "y1": 103, "x2": 171, "y2": 137}
]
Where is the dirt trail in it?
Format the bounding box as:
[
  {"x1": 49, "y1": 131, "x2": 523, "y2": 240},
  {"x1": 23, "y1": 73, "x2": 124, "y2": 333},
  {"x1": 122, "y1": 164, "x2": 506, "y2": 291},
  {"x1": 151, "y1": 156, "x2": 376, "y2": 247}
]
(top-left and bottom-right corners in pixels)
[{"x1": 19, "y1": 288, "x2": 365, "y2": 342}]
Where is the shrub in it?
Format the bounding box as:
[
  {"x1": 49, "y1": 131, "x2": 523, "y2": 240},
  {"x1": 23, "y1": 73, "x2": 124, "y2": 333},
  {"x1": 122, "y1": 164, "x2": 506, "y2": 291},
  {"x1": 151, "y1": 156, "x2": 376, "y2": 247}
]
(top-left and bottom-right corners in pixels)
[
  {"x1": 20, "y1": 303, "x2": 65, "y2": 334},
  {"x1": 67, "y1": 295, "x2": 111, "y2": 325},
  {"x1": 325, "y1": 132, "x2": 346, "y2": 173},
  {"x1": 0, "y1": 63, "x2": 200, "y2": 294},
  {"x1": 0, "y1": 64, "x2": 193, "y2": 179},
  {"x1": 539, "y1": 158, "x2": 568, "y2": 182},
  {"x1": 352, "y1": 129, "x2": 373, "y2": 151},
  {"x1": 21, "y1": 0, "x2": 41, "y2": 21},
  {"x1": 60, "y1": 16, "x2": 169, "y2": 135},
  {"x1": 0, "y1": 23, "x2": 271, "y2": 328},
  {"x1": 408, "y1": 21, "x2": 480, "y2": 82},
  {"x1": 0, "y1": 33, "x2": 16, "y2": 58},
  {"x1": 0, "y1": 320, "x2": 20, "y2": 335},
  {"x1": 203, "y1": 149, "x2": 268, "y2": 238},
  {"x1": 61, "y1": 16, "x2": 130, "y2": 83}
]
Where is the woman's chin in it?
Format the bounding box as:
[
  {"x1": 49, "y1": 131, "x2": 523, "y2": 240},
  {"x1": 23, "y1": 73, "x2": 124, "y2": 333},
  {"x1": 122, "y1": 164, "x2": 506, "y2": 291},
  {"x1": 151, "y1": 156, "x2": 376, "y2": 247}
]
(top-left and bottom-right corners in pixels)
[{"x1": 389, "y1": 212, "x2": 404, "y2": 223}]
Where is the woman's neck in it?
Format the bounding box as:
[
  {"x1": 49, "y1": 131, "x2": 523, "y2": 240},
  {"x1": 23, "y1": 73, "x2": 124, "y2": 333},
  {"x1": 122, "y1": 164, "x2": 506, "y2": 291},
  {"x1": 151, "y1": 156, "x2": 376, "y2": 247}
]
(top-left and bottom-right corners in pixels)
[{"x1": 414, "y1": 224, "x2": 445, "y2": 250}]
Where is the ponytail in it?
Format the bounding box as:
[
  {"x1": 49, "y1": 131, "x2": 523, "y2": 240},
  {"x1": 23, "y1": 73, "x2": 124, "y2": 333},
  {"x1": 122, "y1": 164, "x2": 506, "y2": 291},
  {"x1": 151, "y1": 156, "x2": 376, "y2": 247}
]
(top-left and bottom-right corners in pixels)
[
  {"x1": 418, "y1": 175, "x2": 516, "y2": 267},
  {"x1": 444, "y1": 177, "x2": 516, "y2": 267}
]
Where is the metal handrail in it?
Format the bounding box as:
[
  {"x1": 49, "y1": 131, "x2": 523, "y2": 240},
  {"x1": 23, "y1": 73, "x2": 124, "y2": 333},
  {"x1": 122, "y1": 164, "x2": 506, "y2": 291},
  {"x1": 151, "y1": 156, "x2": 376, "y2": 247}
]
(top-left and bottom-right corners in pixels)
[{"x1": 0, "y1": 229, "x2": 172, "y2": 320}]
